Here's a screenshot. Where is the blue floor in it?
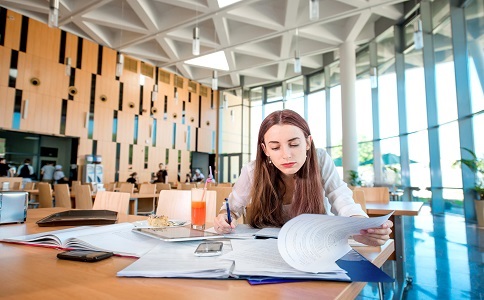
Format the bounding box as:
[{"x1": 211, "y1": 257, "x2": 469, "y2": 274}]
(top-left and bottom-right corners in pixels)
[{"x1": 357, "y1": 205, "x2": 484, "y2": 300}]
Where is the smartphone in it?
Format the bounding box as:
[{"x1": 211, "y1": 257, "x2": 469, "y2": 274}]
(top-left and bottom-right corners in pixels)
[
  {"x1": 57, "y1": 250, "x2": 114, "y2": 262},
  {"x1": 194, "y1": 242, "x2": 223, "y2": 257}
]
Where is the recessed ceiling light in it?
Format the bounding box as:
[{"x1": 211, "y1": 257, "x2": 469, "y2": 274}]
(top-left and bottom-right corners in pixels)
[
  {"x1": 217, "y1": 0, "x2": 241, "y2": 8},
  {"x1": 185, "y1": 51, "x2": 229, "y2": 71}
]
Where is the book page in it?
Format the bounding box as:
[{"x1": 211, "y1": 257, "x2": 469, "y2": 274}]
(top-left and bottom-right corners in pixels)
[
  {"x1": 221, "y1": 239, "x2": 347, "y2": 279},
  {"x1": 66, "y1": 223, "x2": 160, "y2": 257},
  {"x1": 118, "y1": 240, "x2": 234, "y2": 278},
  {"x1": 278, "y1": 213, "x2": 392, "y2": 273}
]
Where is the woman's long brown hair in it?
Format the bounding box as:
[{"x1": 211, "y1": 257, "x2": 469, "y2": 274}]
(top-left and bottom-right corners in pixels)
[{"x1": 247, "y1": 109, "x2": 324, "y2": 228}]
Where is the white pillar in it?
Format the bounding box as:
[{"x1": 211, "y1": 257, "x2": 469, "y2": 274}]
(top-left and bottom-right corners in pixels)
[{"x1": 339, "y1": 41, "x2": 358, "y2": 182}]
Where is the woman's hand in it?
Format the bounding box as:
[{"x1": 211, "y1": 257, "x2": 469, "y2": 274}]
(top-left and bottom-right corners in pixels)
[
  {"x1": 213, "y1": 213, "x2": 236, "y2": 234},
  {"x1": 353, "y1": 220, "x2": 393, "y2": 246}
]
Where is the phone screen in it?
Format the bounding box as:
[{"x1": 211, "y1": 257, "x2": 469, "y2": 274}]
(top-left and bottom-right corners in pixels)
[{"x1": 194, "y1": 242, "x2": 223, "y2": 256}]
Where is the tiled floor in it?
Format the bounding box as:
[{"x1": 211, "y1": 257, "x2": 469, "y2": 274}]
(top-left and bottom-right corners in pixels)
[{"x1": 357, "y1": 205, "x2": 484, "y2": 300}]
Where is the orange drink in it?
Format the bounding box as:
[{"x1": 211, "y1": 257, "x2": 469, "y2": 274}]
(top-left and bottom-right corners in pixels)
[
  {"x1": 191, "y1": 201, "x2": 206, "y2": 226},
  {"x1": 191, "y1": 188, "x2": 206, "y2": 230}
]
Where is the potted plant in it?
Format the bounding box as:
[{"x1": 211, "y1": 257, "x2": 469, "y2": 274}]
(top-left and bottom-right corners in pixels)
[
  {"x1": 454, "y1": 147, "x2": 484, "y2": 227},
  {"x1": 347, "y1": 170, "x2": 362, "y2": 187}
]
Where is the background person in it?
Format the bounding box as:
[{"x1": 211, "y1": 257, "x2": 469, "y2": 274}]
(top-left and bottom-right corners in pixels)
[
  {"x1": 192, "y1": 169, "x2": 205, "y2": 182},
  {"x1": 154, "y1": 163, "x2": 168, "y2": 183},
  {"x1": 40, "y1": 162, "x2": 55, "y2": 183},
  {"x1": 213, "y1": 109, "x2": 392, "y2": 247},
  {"x1": 126, "y1": 172, "x2": 139, "y2": 189},
  {"x1": 53, "y1": 165, "x2": 69, "y2": 184},
  {"x1": 0, "y1": 158, "x2": 9, "y2": 177},
  {"x1": 17, "y1": 158, "x2": 34, "y2": 184}
]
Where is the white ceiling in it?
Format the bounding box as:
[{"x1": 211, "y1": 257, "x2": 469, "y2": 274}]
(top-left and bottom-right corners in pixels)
[{"x1": 0, "y1": 0, "x2": 410, "y2": 89}]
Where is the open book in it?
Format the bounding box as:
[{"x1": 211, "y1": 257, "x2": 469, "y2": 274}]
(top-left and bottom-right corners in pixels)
[
  {"x1": 1, "y1": 223, "x2": 159, "y2": 257},
  {"x1": 118, "y1": 213, "x2": 394, "y2": 282}
]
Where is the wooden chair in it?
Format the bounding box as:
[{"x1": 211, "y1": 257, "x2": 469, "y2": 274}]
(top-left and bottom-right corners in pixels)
[
  {"x1": 76, "y1": 184, "x2": 93, "y2": 210},
  {"x1": 155, "y1": 183, "x2": 171, "y2": 193},
  {"x1": 207, "y1": 186, "x2": 233, "y2": 217},
  {"x1": 104, "y1": 182, "x2": 116, "y2": 192},
  {"x1": 93, "y1": 191, "x2": 130, "y2": 215},
  {"x1": 0, "y1": 177, "x2": 23, "y2": 190},
  {"x1": 37, "y1": 182, "x2": 54, "y2": 208},
  {"x1": 23, "y1": 181, "x2": 36, "y2": 190},
  {"x1": 11, "y1": 181, "x2": 21, "y2": 190},
  {"x1": 217, "y1": 182, "x2": 232, "y2": 187},
  {"x1": 352, "y1": 189, "x2": 367, "y2": 212},
  {"x1": 54, "y1": 184, "x2": 72, "y2": 209},
  {"x1": 136, "y1": 183, "x2": 157, "y2": 215},
  {"x1": 71, "y1": 180, "x2": 81, "y2": 195},
  {"x1": 353, "y1": 187, "x2": 389, "y2": 204},
  {"x1": 156, "y1": 190, "x2": 216, "y2": 222},
  {"x1": 118, "y1": 182, "x2": 134, "y2": 194},
  {"x1": 179, "y1": 183, "x2": 197, "y2": 190}
]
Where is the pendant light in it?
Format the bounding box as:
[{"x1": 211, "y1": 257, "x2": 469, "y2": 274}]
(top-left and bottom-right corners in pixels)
[
  {"x1": 212, "y1": 70, "x2": 218, "y2": 90},
  {"x1": 48, "y1": 0, "x2": 59, "y2": 28}
]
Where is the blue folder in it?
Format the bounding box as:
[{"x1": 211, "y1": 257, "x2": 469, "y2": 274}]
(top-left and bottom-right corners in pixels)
[{"x1": 246, "y1": 249, "x2": 394, "y2": 285}]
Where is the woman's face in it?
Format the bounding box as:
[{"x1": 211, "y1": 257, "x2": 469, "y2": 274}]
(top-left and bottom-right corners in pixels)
[{"x1": 262, "y1": 124, "x2": 311, "y2": 177}]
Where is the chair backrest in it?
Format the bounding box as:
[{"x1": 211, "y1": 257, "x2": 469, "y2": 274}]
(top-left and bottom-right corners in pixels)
[
  {"x1": 37, "y1": 182, "x2": 53, "y2": 208},
  {"x1": 155, "y1": 183, "x2": 171, "y2": 193},
  {"x1": 70, "y1": 180, "x2": 81, "y2": 194},
  {"x1": 156, "y1": 190, "x2": 216, "y2": 222},
  {"x1": 207, "y1": 186, "x2": 233, "y2": 215},
  {"x1": 104, "y1": 182, "x2": 116, "y2": 191},
  {"x1": 138, "y1": 183, "x2": 156, "y2": 194},
  {"x1": 352, "y1": 189, "x2": 367, "y2": 212},
  {"x1": 23, "y1": 181, "x2": 36, "y2": 190},
  {"x1": 54, "y1": 184, "x2": 72, "y2": 209},
  {"x1": 179, "y1": 183, "x2": 197, "y2": 190},
  {"x1": 93, "y1": 191, "x2": 130, "y2": 215},
  {"x1": 11, "y1": 181, "x2": 21, "y2": 190},
  {"x1": 118, "y1": 182, "x2": 134, "y2": 194},
  {"x1": 217, "y1": 182, "x2": 232, "y2": 187},
  {"x1": 353, "y1": 187, "x2": 389, "y2": 204},
  {"x1": 76, "y1": 184, "x2": 93, "y2": 209}
]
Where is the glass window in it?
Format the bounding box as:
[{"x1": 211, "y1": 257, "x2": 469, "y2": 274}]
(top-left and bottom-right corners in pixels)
[
  {"x1": 404, "y1": 49, "x2": 428, "y2": 133},
  {"x1": 286, "y1": 76, "x2": 304, "y2": 100},
  {"x1": 380, "y1": 137, "x2": 401, "y2": 186},
  {"x1": 408, "y1": 130, "x2": 431, "y2": 188},
  {"x1": 284, "y1": 96, "x2": 304, "y2": 117},
  {"x1": 308, "y1": 71, "x2": 324, "y2": 92},
  {"x1": 265, "y1": 85, "x2": 283, "y2": 103},
  {"x1": 465, "y1": 0, "x2": 484, "y2": 114},
  {"x1": 439, "y1": 121, "x2": 462, "y2": 189},
  {"x1": 378, "y1": 62, "x2": 399, "y2": 138},
  {"x1": 434, "y1": 19, "x2": 458, "y2": 124},
  {"x1": 307, "y1": 90, "x2": 326, "y2": 149},
  {"x1": 355, "y1": 74, "x2": 373, "y2": 142},
  {"x1": 329, "y1": 85, "x2": 342, "y2": 147}
]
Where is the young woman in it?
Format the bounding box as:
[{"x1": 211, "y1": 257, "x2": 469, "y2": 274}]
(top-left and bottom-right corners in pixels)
[{"x1": 213, "y1": 109, "x2": 392, "y2": 246}]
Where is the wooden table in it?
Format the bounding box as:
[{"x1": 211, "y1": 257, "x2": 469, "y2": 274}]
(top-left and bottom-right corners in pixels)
[
  {"x1": 128, "y1": 193, "x2": 159, "y2": 215},
  {"x1": 366, "y1": 201, "x2": 424, "y2": 300},
  {"x1": 0, "y1": 208, "x2": 394, "y2": 300}
]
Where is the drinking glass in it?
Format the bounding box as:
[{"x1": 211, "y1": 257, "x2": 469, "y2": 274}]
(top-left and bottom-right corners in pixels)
[{"x1": 191, "y1": 188, "x2": 206, "y2": 230}]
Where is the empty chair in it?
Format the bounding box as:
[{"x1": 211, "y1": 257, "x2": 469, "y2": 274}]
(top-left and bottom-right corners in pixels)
[
  {"x1": 75, "y1": 184, "x2": 93, "y2": 209},
  {"x1": 37, "y1": 182, "x2": 54, "y2": 208},
  {"x1": 11, "y1": 181, "x2": 21, "y2": 190},
  {"x1": 156, "y1": 190, "x2": 216, "y2": 222},
  {"x1": 155, "y1": 183, "x2": 171, "y2": 193},
  {"x1": 23, "y1": 181, "x2": 36, "y2": 191},
  {"x1": 352, "y1": 189, "x2": 367, "y2": 212},
  {"x1": 179, "y1": 183, "x2": 197, "y2": 190},
  {"x1": 104, "y1": 182, "x2": 116, "y2": 192},
  {"x1": 54, "y1": 184, "x2": 72, "y2": 209},
  {"x1": 93, "y1": 191, "x2": 130, "y2": 215},
  {"x1": 353, "y1": 187, "x2": 389, "y2": 204},
  {"x1": 136, "y1": 183, "x2": 157, "y2": 215},
  {"x1": 118, "y1": 182, "x2": 134, "y2": 194},
  {"x1": 70, "y1": 180, "x2": 81, "y2": 195}
]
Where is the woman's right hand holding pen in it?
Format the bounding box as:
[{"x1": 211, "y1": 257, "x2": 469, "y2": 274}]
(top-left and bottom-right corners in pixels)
[{"x1": 214, "y1": 214, "x2": 236, "y2": 234}]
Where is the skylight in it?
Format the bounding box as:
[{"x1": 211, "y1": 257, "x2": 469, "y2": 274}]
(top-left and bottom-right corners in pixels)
[{"x1": 184, "y1": 51, "x2": 230, "y2": 71}]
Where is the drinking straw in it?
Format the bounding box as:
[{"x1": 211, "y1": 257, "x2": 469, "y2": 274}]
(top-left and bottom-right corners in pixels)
[{"x1": 200, "y1": 166, "x2": 212, "y2": 201}]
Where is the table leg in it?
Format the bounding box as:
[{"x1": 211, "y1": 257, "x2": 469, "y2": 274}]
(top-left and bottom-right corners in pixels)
[
  {"x1": 129, "y1": 198, "x2": 137, "y2": 215},
  {"x1": 392, "y1": 215, "x2": 408, "y2": 300}
]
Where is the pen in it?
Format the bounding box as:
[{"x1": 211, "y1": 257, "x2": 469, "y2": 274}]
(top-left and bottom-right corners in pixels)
[{"x1": 225, "y1": 198, "x2": 232, "y2": 225}]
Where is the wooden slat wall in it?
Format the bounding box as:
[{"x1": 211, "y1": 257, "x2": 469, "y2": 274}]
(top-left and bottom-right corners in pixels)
[{"x1": 0, "y1": 8, "x2": 218, "y2": 184}]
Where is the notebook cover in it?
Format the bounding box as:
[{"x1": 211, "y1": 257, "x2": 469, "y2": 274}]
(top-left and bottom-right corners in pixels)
[{"x1": 36, "y1": 210, "x2": 118, "y2": 227}]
